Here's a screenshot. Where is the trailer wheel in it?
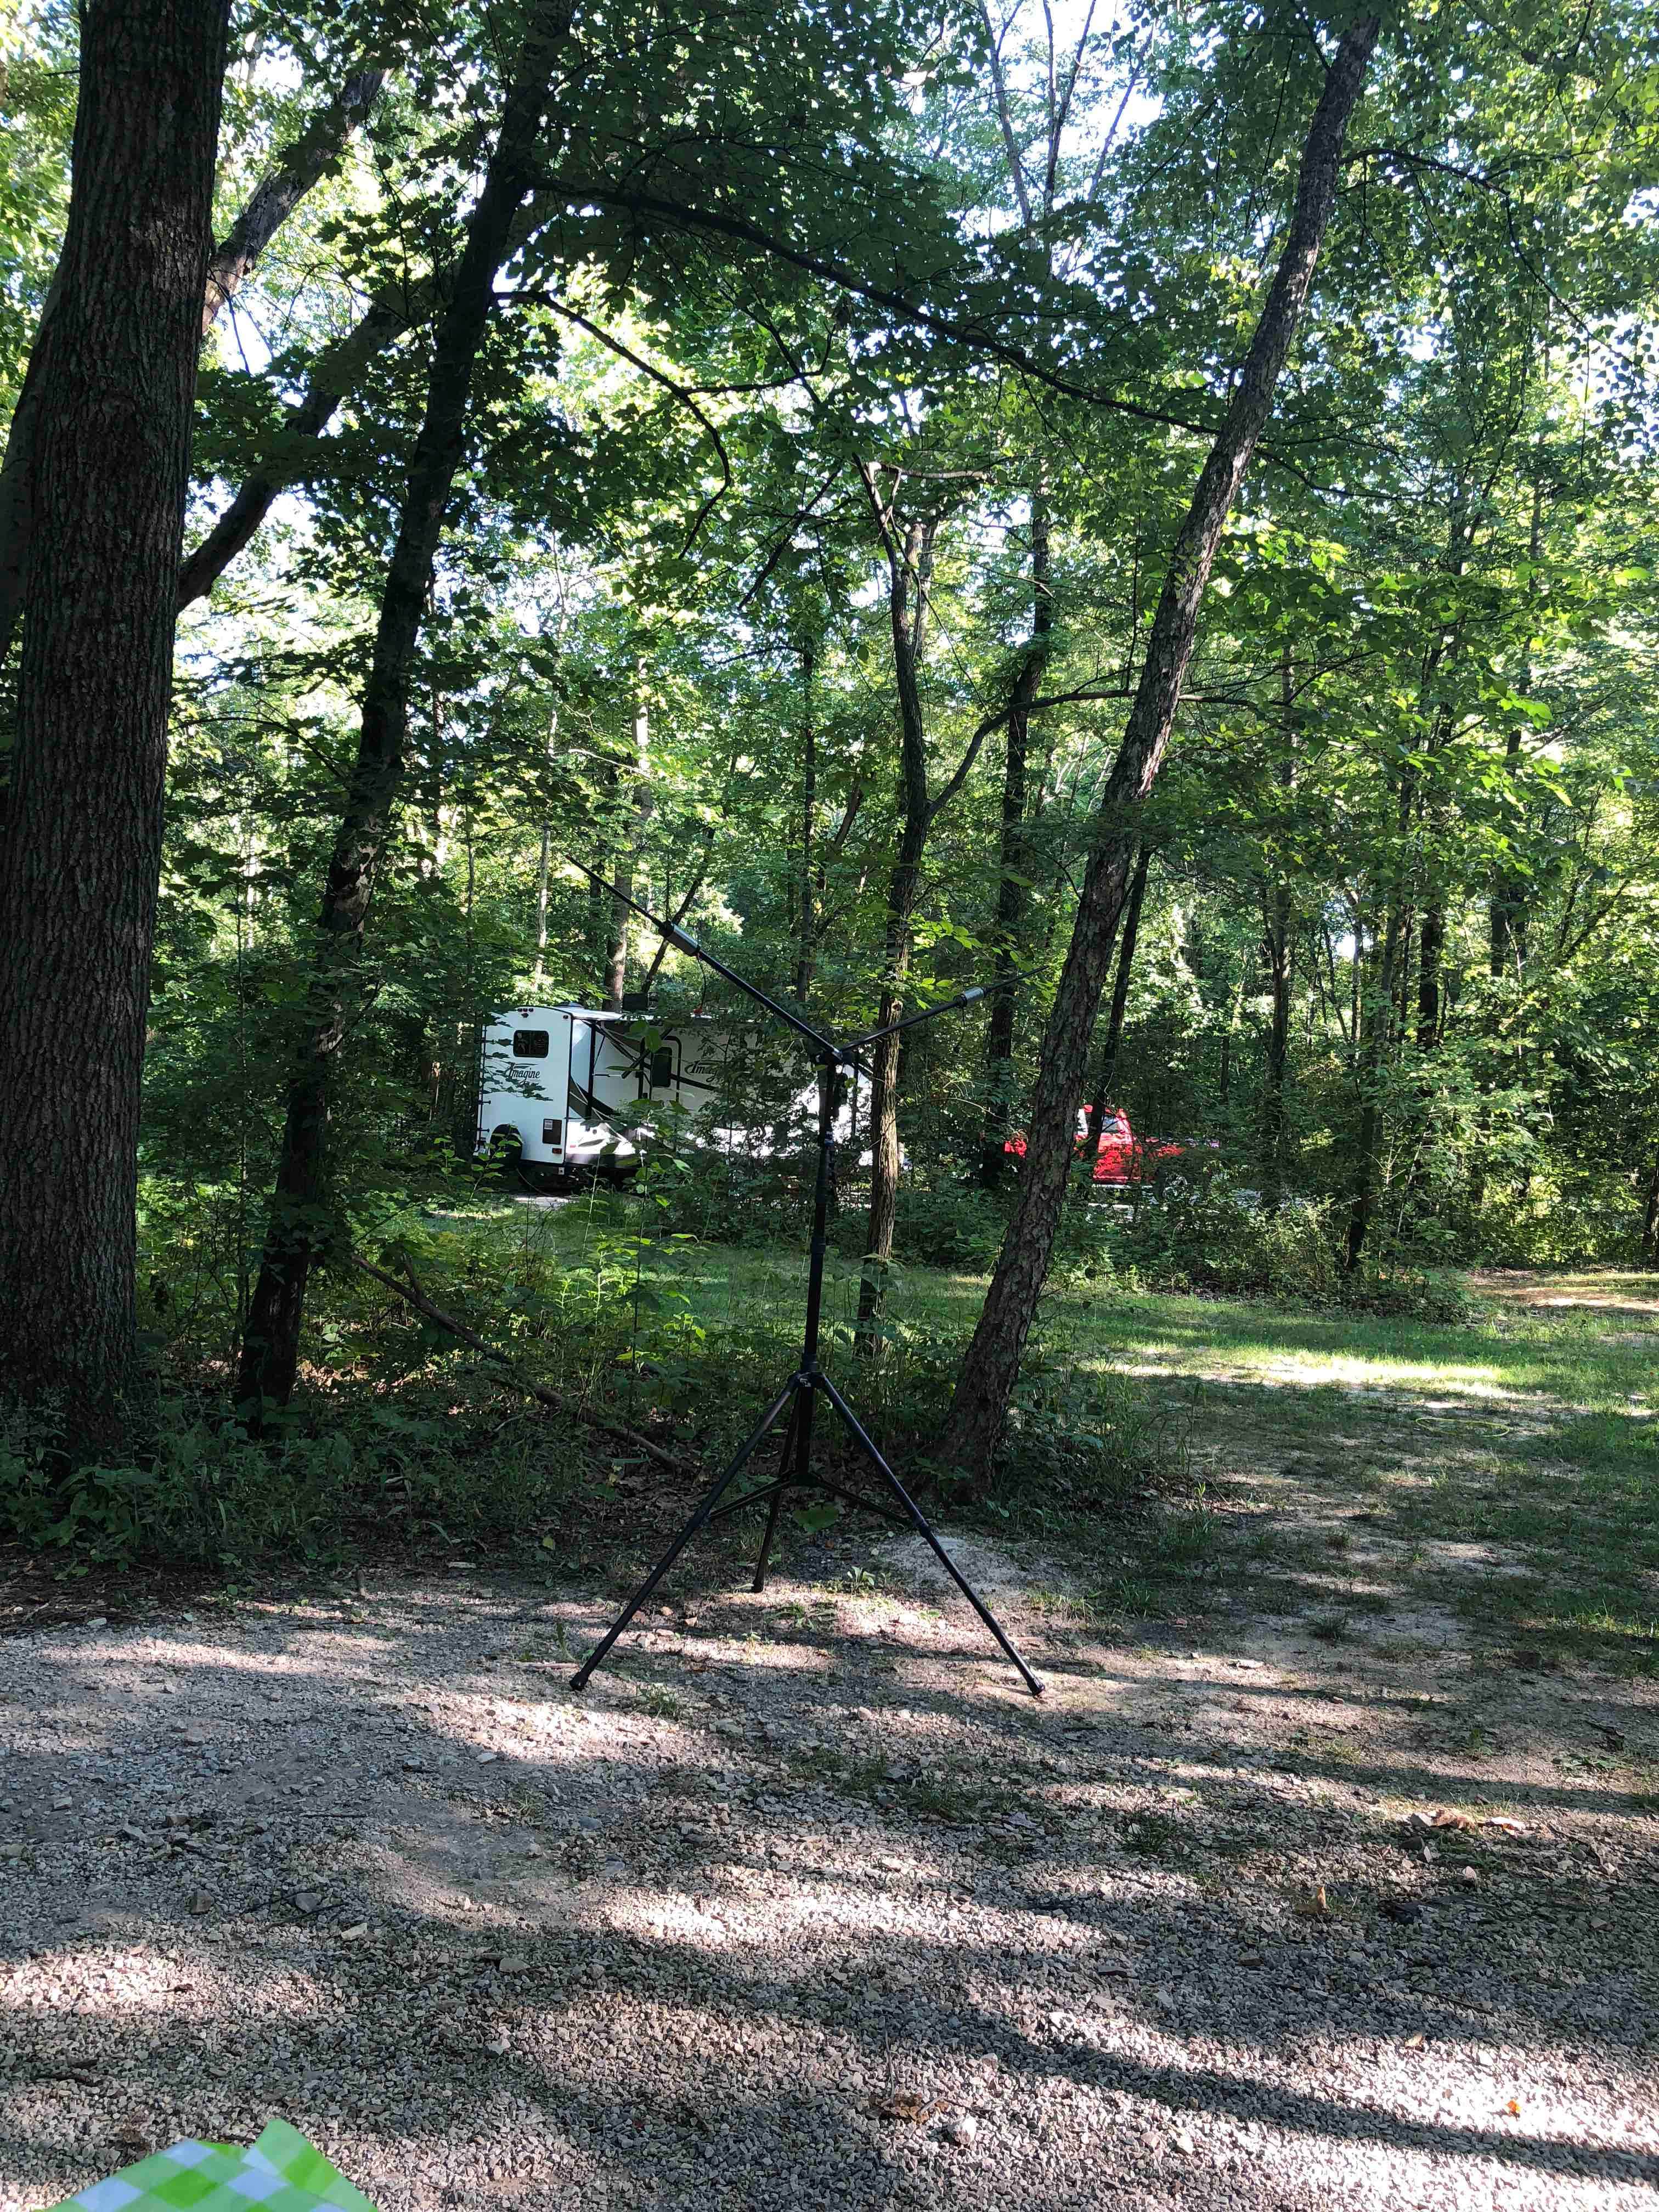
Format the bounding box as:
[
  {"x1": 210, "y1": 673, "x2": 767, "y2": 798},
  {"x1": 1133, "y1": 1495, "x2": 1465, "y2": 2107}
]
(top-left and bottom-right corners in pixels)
[{"x1": 487, "y1": 1126, "x2": 536, "y2": 1190}]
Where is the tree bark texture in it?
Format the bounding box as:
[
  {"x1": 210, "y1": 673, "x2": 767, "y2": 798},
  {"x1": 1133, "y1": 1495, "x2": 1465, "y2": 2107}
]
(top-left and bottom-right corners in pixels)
[
  {"x1": 857, "y1": 519, "x2": 933, "y2": 1346},
  {"x1": 1345, "y1": 896, "x2": 1404, "y2": 1269},
  {"x1": 979, "y1": 489, "x2": 1051, "y2": 1186},
  {"x1": 0, "y1": 279, "x2": 57, "y2": 677},
  {"x1": 1261, "y1": 879, "x2": 1295, "y2": 1210},
  {"x1": 0, "y1": 0, "x2": 230, "y2": 1430},
  {"x1": 1085, "y1": 841, "x2": 1150, "y2": 1148},
  {"x1": 603, "y1": 696, "x2": 653, "y2": 1007},
  {"x1": 0, "y1": 56, "x2": 382, "y2": 662},
  {"x1": 795, "y1": 641, "x2": 817, "y2": 1003},
  {"x1": 938, "y1": 17, "x2": 1379, "y2": 1482},
  {"x1": 236, "y1": 1, "x2": 573, "y2": 1414}
]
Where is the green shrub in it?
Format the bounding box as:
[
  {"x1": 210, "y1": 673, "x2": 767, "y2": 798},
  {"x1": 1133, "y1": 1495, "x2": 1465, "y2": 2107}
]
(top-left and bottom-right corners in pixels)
[
  {"x1": 1092, "y1": 1173, "x2": 1473, "y2": 1320},
  {"x1": 1110, "y1": 1174, "x2": 1345, "y2": 1302},
  {"x1": 995, "y1": 1356, "x2": 1189, "y2": 1505},
  {"x1": 0, "y1": 1398, "x2": 364, "y2": 1569},
  {"x1": 1468, "y1": 1180, "x2": 1641, "y2": 1268},
  {"x1": 832, "y1": 1184, "x2": 1011, "y2": 1271}
]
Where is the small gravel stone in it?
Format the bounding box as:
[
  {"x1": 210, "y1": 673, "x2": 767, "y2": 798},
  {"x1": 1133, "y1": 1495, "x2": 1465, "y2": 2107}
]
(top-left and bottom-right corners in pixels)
[{"x1": 0, "y1": 1513, "x2": 1650, "y2": 2212}]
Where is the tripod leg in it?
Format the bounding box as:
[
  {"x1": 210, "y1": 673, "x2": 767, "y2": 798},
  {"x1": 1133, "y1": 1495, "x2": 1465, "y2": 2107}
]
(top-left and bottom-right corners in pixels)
[
  {"x1": 816, "y1": 1374, "x2": 1043, "y2": 1699},
  {"x1": 752, "y1": 1396, "x2": 800, "y2": 1593},
  {"x1": 569, "y1": 1379, "x2": 799, "y2": 1691},
  {"x1": 707, "y1": 1476, "x2": 786, "y2": 1526},
  {"x1": 752, "y1": 1482, "x2": 787, "y2": 1593},
  {"x1": 802, "y1": 1473, "x2": 911, "y2": 1529}
]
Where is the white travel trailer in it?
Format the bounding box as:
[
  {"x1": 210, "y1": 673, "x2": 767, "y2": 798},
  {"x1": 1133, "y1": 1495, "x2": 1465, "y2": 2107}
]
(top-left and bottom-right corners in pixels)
[{"x1": 475, "y1": 1006, "x2": 870, "y2": 1186}]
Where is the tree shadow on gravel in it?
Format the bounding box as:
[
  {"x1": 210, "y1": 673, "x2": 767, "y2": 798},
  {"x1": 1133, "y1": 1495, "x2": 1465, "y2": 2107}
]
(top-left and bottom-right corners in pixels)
[{"x1": 1, "y1": 1580, "x2": 1655, "y2": 2212}]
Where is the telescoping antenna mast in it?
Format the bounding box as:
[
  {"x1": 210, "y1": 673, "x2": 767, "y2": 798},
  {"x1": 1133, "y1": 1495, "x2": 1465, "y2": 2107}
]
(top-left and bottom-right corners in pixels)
[{"x1": 558, "y1": 857, "x2": 1042, "y2": 1700}]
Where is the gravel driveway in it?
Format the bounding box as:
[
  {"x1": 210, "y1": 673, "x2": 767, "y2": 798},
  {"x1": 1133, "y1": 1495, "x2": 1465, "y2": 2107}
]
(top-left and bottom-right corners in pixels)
[{"x1": 2, "y1": 1526, "x2": 1655, "y2": 2212}]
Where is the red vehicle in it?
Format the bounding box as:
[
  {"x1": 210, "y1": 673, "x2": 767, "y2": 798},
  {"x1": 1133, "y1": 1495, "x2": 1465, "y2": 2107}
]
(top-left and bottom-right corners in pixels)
[{"x1": 1004, "y1": 1106, "x2": 1194, "y2": 1186}]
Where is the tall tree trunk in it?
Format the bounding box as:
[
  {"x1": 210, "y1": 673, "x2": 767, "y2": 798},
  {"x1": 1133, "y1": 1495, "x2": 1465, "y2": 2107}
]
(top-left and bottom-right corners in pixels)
[
  {"x1": 1345, "y1": 898, "x2": 1404, "y2": 1269},
  {"x1": 235, "y1": 2, "x2": 572, "y2": 1415},
  {"x1": 979, "y1": 487, "x2": 1051, "y2": 1186},
  {"x1": 857, "y1": 520, "x2": 934, "y2": 1348},
  {"x1": 417, "y1": 678, "x2": 444, "y2": 883},
  {"x1": 1490, "y1": 478, "x2": 1545, "y2": 984},
  {"x1": 795, "y1": 640, "x2": 817, "y2": 1002},
  {"x1": 1351, "y1": 711, "x2": 1426, "y2": 1263},
  {"x1": 1261, "y1": 641, "x2": 1298, "y2": 1210},
  {"x1": 1489, "y1": 725, "x2": 1528, "y2": 980},
  {"x1": 1395, "y1": 909, "x2": 1416, "y2": 1029},
  {"x1": 532, "y1": 704, "x2": 558, "y2": 987},
  {"x1": 1416, "y1": 902, "x2": 1444, "y2": 1048},
  {"x1": 0, "y1": 57, "x2": 381, "y2": 660},
  {"x1": 938, "y1": 18, "x2": 1379, "y2": 1483},
  {"x1": 1085, "y1": 842, "x2": 1150, "y2": 1147},
  {"x1": 1261, "y1": 882, "x2": 1294, "y2": 1211},
  {"x1": 1642, "y1": 1156, "x2": 1659, "y2": 1265},
  {"x1": 604, "y1": 692, "x2": 653, "y2": 1008},
  {"x1": 855, "y1": 895, "x2": 919, "y2": 1344},
  {"x1": 0, "y1": 0, "x2": 230, "y2": 1439}
]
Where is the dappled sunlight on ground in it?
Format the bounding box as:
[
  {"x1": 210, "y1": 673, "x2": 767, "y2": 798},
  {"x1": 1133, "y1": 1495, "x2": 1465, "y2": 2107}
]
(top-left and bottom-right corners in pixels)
[
  {"x1": 3, "y1": 1508, "x2": 1656, "y2": 2212},
  {"x1": 1474, "y1": 1270, "x2": 1659, "y2": 1322},
  {"x1": 3, "y1": 1266, "x2": 1657, "y2": 2209}
]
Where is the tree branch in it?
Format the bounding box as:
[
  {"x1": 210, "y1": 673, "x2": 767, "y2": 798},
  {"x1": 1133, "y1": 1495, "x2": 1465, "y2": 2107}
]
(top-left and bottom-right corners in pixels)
[
  {"x1": 202, "y1": 64, "x2": 387, "y2": 334},
  {"x1": 526, "y1": 294, "x2": 733, "y2": 548},
  {"x1": 351, "y1": 1252, "x2": 699, "y2": 1478},
  {"x1": 178, "y1": 188, "x2": 571, "y2": 612},
  {"x1": 4, "y1": 57, "x2": 387, "y2": 651},
  {"x1": 543, "y1": 174, "x2": 1240, "y2": 436},
  {"x1": 979, "y1": 0, "x2": 1035, "y2": 229}
]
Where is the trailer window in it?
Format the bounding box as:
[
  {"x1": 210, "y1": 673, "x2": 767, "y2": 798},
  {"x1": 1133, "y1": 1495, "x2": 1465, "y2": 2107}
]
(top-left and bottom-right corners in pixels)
[
  {"x1": 512, "y1": 1028, "x2": 550, "y2": 1059},
  {"x1": 650, "y1": 1044, "x2": 674, "y2": 1087}
]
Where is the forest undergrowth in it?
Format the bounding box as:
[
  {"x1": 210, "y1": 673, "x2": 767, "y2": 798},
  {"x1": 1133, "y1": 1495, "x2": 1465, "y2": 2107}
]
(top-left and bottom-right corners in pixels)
[{"x1": 2, "y1": 1177, "x2": 1654, "y2": 1692}]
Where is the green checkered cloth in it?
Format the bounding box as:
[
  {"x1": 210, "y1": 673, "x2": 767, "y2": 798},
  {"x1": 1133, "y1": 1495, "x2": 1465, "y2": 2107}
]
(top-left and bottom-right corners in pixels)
[{"x1": 44, "y1": 2120, "x2": 376, "y2": 2212}]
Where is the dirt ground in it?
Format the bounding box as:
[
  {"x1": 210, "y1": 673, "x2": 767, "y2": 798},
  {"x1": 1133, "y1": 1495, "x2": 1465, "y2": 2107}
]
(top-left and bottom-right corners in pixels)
[
  {"x1": 1470, "y1": 1269, "x2": 1659, "y2": 1320},
  {"x1": 2, "y1": 1279, "x2": 1656, "y2": 2212}
]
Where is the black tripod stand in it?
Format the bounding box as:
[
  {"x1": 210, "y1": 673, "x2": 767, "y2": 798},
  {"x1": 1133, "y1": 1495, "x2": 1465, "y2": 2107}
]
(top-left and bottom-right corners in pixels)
[{"x1": 561, "y1": 866, "x2": 1042, "y2": 1699}]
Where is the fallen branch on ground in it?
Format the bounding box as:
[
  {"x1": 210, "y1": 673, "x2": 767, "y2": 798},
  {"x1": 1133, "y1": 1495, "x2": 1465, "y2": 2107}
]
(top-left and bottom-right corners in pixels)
[{"x1": 349, "y1": 1251, "x2": 700, "y2": 1480}]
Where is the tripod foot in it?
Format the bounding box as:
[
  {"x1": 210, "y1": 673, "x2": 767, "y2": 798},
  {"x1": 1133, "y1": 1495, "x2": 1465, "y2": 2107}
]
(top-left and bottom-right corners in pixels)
[
  {"x1": 752, "y1": 1397, "x2": 799, "y2": 1592},
  {"x1": 567, "y1": 1378, "x2": 799, "y2": 1691},
  {"x1": 816, "y1": 1373, "x2": 1043, "y2": 1697}
]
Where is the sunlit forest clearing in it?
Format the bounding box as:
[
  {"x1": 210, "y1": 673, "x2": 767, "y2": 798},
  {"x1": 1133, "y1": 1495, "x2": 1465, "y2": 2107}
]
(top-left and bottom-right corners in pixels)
[
  {"x1": 3, "y1": 0, "x2": 1658, "y2": 2205},
  {"x1": 3, "y1": 1253, "x2": 1655, "y2": 2212}
]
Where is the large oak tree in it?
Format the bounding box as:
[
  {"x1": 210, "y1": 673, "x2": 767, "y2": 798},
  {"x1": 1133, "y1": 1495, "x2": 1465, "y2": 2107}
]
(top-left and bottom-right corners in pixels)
[{"x1": 0, "y1": 0, "x2": 232, "y2": 1438}]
